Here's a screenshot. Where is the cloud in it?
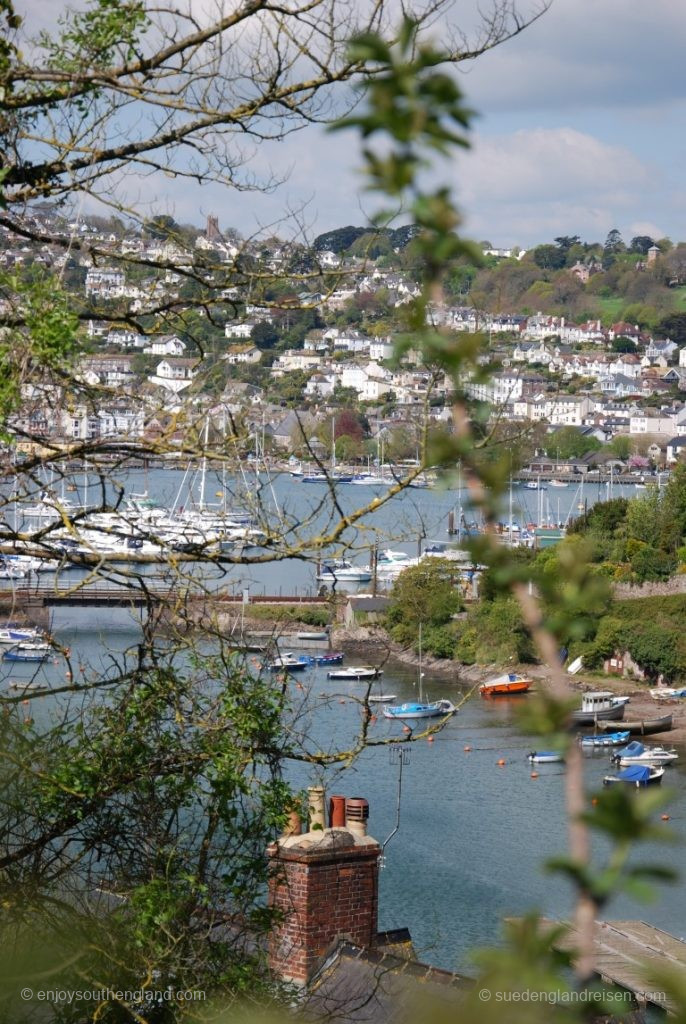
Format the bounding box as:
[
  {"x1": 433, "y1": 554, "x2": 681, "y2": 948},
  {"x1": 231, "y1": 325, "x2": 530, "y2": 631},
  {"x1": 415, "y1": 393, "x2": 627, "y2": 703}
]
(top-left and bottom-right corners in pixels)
[
  {"x1": 456, "y1": 0, "x2": 686, "y2": 114},
  {"x1": 453, "y1": 127, "x2": 659, "y2": 245}
]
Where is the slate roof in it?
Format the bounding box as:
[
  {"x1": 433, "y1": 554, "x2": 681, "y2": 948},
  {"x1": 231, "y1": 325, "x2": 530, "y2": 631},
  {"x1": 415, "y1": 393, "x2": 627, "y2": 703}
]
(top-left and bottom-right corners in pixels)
[{"x1": 302, "y1": 937, "x2": 469, "y2": 1024}]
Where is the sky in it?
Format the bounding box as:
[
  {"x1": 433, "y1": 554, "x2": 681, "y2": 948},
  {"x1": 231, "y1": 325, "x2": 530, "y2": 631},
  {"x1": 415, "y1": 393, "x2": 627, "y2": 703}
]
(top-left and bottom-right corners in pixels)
[
  {"x1": 19, "y1": 0, "x2": 686, "y2": 248},
  {"x1": 216, "y1": 0, "x2": 686, "y2": 249}
]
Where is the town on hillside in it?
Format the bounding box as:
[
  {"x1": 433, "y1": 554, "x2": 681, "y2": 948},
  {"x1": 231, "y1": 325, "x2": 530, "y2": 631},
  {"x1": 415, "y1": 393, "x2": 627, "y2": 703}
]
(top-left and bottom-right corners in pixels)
[{"x1": 5, "y1": 214, "x2": 686, "y2": 475}]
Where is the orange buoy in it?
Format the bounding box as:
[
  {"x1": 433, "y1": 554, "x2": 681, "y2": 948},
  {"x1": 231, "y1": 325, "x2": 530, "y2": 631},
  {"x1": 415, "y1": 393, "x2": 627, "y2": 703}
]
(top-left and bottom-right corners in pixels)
[
  {"x1": 497, "y1": 758, "x2": 506, "y2": 766},
  {"x1": 591, "y1": 797, "x2": 598, "y2": 806},
  {"x1": 530, "y1": 771, "x2": 539, "y2": 779},
  {"x1": 369, "y1": 715, "x2": 377, "y2": 723},
  {"x1": 661, "y1": 814, "x2": 670, "y2": 821},
  {"x1": 464, "y1": 745, "x2": 472, "y2": 752},
  {"x1": 427, "y1": 736, "x2": 434, "y2": 743},
  {"x1": 403, "y1": 725, "x2": 411, "y2": 734},
  {"x1": 66, "y1": 671, "x2": 72, "y2": 680}
]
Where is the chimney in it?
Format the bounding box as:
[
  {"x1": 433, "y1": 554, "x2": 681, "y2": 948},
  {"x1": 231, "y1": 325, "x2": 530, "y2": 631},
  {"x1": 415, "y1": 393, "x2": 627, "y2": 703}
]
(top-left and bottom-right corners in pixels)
[{"x1": 267, "y1": 795, "x2": 381, "y2": 985}]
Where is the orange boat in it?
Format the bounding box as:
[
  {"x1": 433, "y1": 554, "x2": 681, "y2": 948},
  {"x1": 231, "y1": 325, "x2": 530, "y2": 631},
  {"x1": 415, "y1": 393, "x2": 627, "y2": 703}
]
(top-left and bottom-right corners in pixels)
[{"x1": 479, "y1": 673, "x2": 532, "y2": 697}]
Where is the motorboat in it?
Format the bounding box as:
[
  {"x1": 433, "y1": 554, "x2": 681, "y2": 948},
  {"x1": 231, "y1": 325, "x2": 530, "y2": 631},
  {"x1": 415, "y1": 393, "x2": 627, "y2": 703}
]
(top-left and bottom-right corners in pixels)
[
  {"x1": 327, "y1": 666, "x2": 382, "y2": 680},
  {"x1": 571, "y1": 692, "x2": 628, "y2": 725},
  {"x1": 0, "y1": 625, "x2": 42, "y2": 645},
  {"x1": 382, "y1": 699, "x2": 456, "y2": 720},
  {"x1": 579, "y1": 731, "x2": 630, "y2": 748},
  {"x1": 268, "y1": 653, "x2": 310, "y2": 672},
  {"x1": 603, "y1": 765, "x2": 664, "y2": 787},
  {"x1": 549, "y1": 480, "x2": 568, "y2": 488},
  {"x1": 316, "y1": 559, "x2": 372, "y2": 583},
  {"x1": 297, "y1": 631, "x2": 329, "y2": 641},
  {"x1": 598, "y1": 713, "x2": 673, "y2": 736},
  {"x1": 528, "y1": 751, "x2": 563, "y2": 764},
  {"x1": 3, "y1": 641, "x2": 52, "y2": 662},
  {"x1": 480, "y1": 672, "x2": 532, "y2": 697},
  {"x1": 612, "y1": 741, "x2": 679, "y2": 767}
]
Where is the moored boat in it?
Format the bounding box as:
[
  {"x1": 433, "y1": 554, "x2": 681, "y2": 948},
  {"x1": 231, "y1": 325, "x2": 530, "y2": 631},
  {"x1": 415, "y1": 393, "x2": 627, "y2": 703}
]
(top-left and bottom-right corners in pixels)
[
  {"x1": 579, "y1": 730, "x2": 630, "y2": 747},
  {"x1": 603, "y1": 765, "x2": 664, "y2": 787},
  {"x1": 528, "y1": 751, "x2": 563, "y2": 764},
  {"x1": 571, "y1": 691, "x2": 627, "y2": 725},
  {"x1": 3, "y1": 641, "x2": 52, "y2": 662},
  {"x1": 382, "y1": 699, "x2": 455, "y2": 720},
  {"x1": 598, "y1": 713, "x2": 673, "y2": 736},
  {"x1": 612, "y1": 741, "x2": 678, "y2": 767},
  {"x1": 368, "y1": 694, "x2": 396, "y2": 703},
  {"x1": 304, "y1": 652, "x2": 344, "y2": 666},
  {"x1": 480, "y1": 672, "x2": 532, "y2": 697},
  {"x1": 327, "y1": 666, "x2": 382, "y2": 680},
  {"x1": 268, "y1": 653, "x2": 310, "y2": 672}
]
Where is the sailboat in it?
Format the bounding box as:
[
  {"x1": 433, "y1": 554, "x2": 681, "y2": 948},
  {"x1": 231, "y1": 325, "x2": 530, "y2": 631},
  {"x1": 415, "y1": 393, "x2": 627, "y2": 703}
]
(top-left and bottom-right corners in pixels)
[{"x1": 383, "y1": 625, "x2": 456, "y2": 720}]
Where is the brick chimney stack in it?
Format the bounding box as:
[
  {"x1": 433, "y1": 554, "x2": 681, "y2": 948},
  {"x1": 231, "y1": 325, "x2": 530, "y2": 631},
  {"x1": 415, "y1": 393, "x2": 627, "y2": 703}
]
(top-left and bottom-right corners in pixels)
[{"x1": 267, "y1": 799, "x2": 381, "y2": 985}]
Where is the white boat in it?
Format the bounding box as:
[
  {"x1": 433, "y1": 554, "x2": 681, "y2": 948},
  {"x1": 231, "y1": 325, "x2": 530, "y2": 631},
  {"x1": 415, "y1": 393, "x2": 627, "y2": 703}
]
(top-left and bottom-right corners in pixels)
[
  {"x1": 316, "y1": 559, "x2": 372, "y2": 583},
  {"x1": 528, "y1": 751, "x2": 563, "y2": 764},
  {"x1": 549, "y1": 479, "x2": 568, "y2": 488},
  {"x1": 368, "y1": 694, "x2": 396, "y2": 703},
  {"x1": 268, "y1": 653, "x2": 309, "y2": 672},
  {"x1": 567, "y1": 656, "x2": 584, "y2": 675},
  {"x1": 612, "y1": 741, "x2": 679, "y2": 767},
  {"x1": 327, "y1": 666, "x2": 382, "y2": 680},
  {"x1": 650, "y1": 686, "x2": 686, "y2": 700}
]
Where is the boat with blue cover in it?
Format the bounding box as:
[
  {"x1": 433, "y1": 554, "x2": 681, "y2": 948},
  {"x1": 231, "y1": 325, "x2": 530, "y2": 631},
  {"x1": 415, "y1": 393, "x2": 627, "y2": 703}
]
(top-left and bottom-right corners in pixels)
[
  {"x1": 612, "y1": 740, "x2": 678, "y2": 767},
  {"x1": 603, "y1": 764, "x2": 664, "y2": 787}
]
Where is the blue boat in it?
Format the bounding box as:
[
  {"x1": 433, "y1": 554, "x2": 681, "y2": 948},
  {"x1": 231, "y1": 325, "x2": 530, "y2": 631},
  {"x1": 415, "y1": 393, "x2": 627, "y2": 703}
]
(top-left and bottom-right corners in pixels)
[
  {"x1": 3, "y1": 642, "x2": 51, "y2": 663},
  {"x1": 303, "y1": 652, "x2": 344, "y2": 666},
  {"x1": 382, "y1": 699, "x2": 455, "y2": 720},
  {"x1": 580, "y1": 731, "x2": 630, "y2": 747},
  {"x1": 603, "y1": 764, "x2": 664, "y2": 787}
]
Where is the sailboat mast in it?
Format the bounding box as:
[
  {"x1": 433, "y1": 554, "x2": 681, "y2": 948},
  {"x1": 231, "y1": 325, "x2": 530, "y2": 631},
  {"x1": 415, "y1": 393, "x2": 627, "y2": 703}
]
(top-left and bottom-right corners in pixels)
[{"x1": 418, "y1": 622, "x2": 423, "y2": 703}]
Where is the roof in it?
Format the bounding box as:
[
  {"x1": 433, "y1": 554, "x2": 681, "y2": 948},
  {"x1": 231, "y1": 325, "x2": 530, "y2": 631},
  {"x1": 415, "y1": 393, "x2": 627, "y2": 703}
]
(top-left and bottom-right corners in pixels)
[{"x1": 302, "y1": 939, "x2": 468, "y2": 1024}]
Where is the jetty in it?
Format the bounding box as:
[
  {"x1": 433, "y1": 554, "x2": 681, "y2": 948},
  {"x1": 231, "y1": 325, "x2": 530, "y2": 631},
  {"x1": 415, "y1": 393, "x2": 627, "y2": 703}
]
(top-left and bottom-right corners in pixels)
[{"x1": 541, "y1": 918, "x2": 686, "y2": 1013}]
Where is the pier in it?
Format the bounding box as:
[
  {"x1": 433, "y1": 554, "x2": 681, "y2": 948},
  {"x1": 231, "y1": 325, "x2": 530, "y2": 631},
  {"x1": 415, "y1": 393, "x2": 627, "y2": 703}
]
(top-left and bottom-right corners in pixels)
[{"x1": 541, "y1": 918, "x2": 686, "y2": 1013}]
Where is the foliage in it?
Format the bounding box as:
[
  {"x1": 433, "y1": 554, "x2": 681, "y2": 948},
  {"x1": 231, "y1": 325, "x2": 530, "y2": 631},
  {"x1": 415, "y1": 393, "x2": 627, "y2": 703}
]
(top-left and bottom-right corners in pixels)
[
  {"x1": 386, "y1": 558, "x2": 463, "y2": 646},
  {"x1": 546, "y1": 426, "x2": 601, "y2": 459}
]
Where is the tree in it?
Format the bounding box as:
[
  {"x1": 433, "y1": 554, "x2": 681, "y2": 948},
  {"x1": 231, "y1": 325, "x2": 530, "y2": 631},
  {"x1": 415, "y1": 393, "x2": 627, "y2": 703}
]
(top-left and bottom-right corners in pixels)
[
  {"x1": 386, "y1": 559, "x2": 463, "y2": 644},
  {"x1": 251, "y1": 322, "x2": 280, "y2": 350},
  {"x1": 611, "y1": 335, "x2": 637, "y2": 353},
  {"x1": 657, "y1": 313, "x2": 686, "y2": 345},
  {"x1": 532, "y1": 244, "x2": 566, "y2": 271},
  {"x1": 547, "y1": 426, "x2": 602, "y2": 459},
  {"x1": 629, "y1": 235, "x2": 655, "y2": 254}
]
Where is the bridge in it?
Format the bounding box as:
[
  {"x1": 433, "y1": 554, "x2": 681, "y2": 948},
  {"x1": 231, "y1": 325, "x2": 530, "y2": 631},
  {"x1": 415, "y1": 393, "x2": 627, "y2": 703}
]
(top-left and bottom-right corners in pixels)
[{"x1": 0, "y1": 586, "x2": 329, "y2": 609}]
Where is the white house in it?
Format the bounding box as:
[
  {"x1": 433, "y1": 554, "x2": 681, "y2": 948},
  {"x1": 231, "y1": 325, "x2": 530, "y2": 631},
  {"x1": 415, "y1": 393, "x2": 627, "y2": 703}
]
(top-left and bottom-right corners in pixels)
[
  {"x1": 148, "y1": 357, "x2": 198, "y2": 393},
  {"x1": 225, "y1": 322, "x2": 256, "y2": 340},
  {"x1": 223, "y1": 344, "x2": 262, "y2": 365},
  {"x1": 144, "y1": 334, "x2": 186, "y2": 357}
]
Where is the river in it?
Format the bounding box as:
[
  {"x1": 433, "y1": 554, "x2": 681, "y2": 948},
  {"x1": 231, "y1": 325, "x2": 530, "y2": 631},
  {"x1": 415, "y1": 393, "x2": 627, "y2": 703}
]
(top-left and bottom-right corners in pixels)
[{"x1": 2, "y1": 469, "x2": 683, "y2": 976}]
